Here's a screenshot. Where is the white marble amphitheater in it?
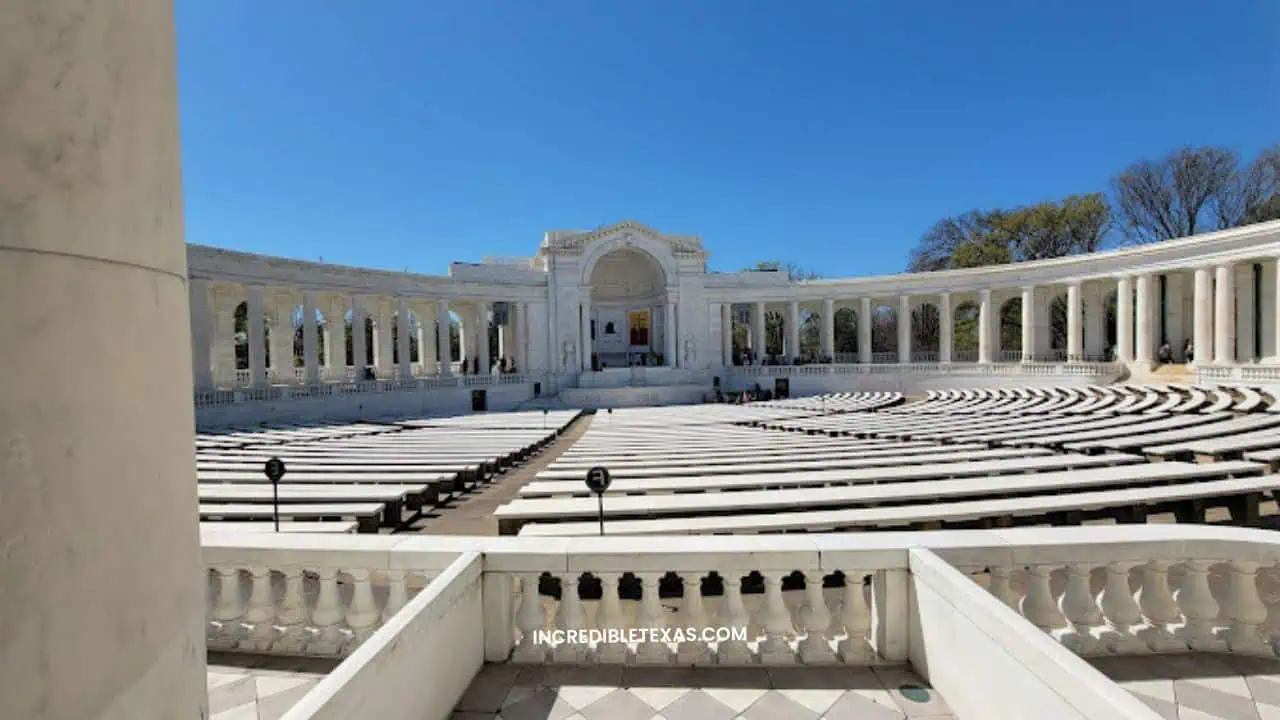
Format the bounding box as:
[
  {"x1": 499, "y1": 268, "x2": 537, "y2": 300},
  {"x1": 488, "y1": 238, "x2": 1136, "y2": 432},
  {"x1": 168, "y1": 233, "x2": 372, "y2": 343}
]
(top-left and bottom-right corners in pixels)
[{"x1": 12, "y1": 4, "x2": 1280, "y2": 720}]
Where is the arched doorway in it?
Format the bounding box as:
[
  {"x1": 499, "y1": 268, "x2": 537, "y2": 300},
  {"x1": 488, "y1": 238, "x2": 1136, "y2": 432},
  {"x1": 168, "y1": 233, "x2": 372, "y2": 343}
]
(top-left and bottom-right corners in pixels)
[{"x1": 586, "y1": 247, "x2": 670, "y2": 368}]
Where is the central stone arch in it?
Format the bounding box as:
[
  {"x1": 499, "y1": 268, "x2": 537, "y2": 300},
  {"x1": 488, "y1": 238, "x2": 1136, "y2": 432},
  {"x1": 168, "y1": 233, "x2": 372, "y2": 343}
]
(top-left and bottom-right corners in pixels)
[{"x1": 583, "y1": 243, "x2": 672, "y2": 367}]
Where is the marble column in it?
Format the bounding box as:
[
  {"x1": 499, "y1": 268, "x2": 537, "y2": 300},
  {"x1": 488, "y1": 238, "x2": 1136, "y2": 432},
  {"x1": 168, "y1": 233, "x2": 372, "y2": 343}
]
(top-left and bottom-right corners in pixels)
[
  {"x1": 1116, "y1": 276, "x2": 1133, "y2": 362},
  {"x1": 302, "y1": 291, "x2": 319, "y2": 383},
  {"x1": 436, "y1": 299, "x2": 453, "y2": 376},
  {"x1": 1135, "y1": 274, "x2": 1153, "y2": 365},
  {"x1": 246, "y1": 285, "x2": 267, "y2": 386},
  {"x1": 721, "y1": 303, "x2": 733, "y2": 366},
  {"x1": 665, "y1": 300, "x2": 678, "y2": 368},
  {"x1": 1021, "y1": 286, "x2": 1036, "y2": 362},
  {"x1": 415, "y1": 301, "x2": 436, "y2": 375},
  {"x1": 351, "y1": 298, "x2": 368, "y2": 376},
  {"x1": 1236, "y1": 264, "x2": 1256, "y2": 362},
  {"x1": 753, "y1": 301, "x2": 767, "y2": 365},
  {"x1": 580, "y1": 296, "x2": 592, "y2": 371},
  {"x1": 476, "y1": 301, "x2": 491, "y2": 373},
  {"x1": 1066, "y1": 282, "x2": 1082, "y2": 361},
  {"x1": 898, "y1": 295, "x2": 912, "y2": 363},
  {"x1": 323, "y1": 296, "x2": 346, "y2": 379},
  {"x1": 938, "y1": 292, "x2": 952, "y2": 363},
  {"x1": 0, "y1": 1, "x2": 208, "y2": 713},
  {"x1": 1274, "y1": 259, "x2": 1280, "y2": 361},
  {"x1": 858, "y1": 297, "x2": 872, "y2": 363},
  {"x1": 499, "y1": 304, "x2": 515, "y2": 367},
  {"x1": 978, "y1": 289, "x2": 993, "y2": 364},
  {"x1": 270, "y1": 293, "x2": 295, "y2": 382},
  {"x1": 821, "y1": 299, "x2": 835, "y2": 359},
  {"x1": 211, "y1": 290, "x2": 237, "y2": 387},
  {"x1": 375, "y1": 298, "x2": 394, "y2": 377},
  {"x1": 396, "y1": 297, "x2": 412, "y2": 380},
  {"x1": 516, "y1": 301, "x2": 529, "y2": 372},
  {"x1": 1193, "y1": 267, "x2": 1213, "y2": 368},
  {"x1": 788, "y1": 300, "x2": 801, "y2": 363},
  {"x1": 1215, "y1": 264, "x2": 1236, "y2": 365},
  {"x1": 189, "y1": 279, "x2": 213, "y2": 390},
  {"x1": 1084, "y1": 282, "x2": 1105, "y2": 360}
]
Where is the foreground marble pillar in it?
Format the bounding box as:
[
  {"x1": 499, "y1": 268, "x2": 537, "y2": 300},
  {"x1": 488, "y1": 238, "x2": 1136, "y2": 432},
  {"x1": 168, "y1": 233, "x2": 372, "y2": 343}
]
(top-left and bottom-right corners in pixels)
[{"x1": 0, "y1": 2, "x2": 208, "y2": 716}]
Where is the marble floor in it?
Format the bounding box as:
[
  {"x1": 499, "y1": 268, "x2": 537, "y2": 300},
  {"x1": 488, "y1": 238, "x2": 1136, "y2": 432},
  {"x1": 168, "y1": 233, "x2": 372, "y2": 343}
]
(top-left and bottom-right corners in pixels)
[
  {"x1": 1090, "y1": 652, "x2": 1280, "y2": 720},
  {"x1": 451, "y1": 664, "x2": 955, "y2": 720},
  {"x1": 207, "y1": 652, "x2": 339, "y2": 720}
]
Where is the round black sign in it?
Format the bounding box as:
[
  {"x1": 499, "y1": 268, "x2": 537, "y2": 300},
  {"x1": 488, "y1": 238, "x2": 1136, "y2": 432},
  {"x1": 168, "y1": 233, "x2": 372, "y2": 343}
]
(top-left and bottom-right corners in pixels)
[
  {"x1": 584, "y1": 466, "x2": 612, "y2": 494},
  {"x1": 264, "y1": 456, "x2": 287, "y2": 483}
]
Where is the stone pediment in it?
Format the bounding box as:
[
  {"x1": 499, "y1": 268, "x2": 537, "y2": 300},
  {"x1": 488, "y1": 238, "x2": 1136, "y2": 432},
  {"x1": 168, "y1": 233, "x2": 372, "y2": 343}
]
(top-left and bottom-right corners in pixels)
[{"x1": 541, "y1": 220, "x2": 707, "y2": 259}]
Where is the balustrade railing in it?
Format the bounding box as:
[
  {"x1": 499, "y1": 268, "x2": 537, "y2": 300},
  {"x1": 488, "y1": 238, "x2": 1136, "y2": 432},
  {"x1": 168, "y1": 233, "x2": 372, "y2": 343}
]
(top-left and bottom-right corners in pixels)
[
  {"x1": 871, "y1": 352, "x2": 897, "y2": 364},
  {"x1": 725, "y1": 361, "x2": 1120, "y2": 380},
  {"x1": 202, "y1": 531, "x2": 457, "y2": 658},
  {"x1": 910, "y1": 351, "x2": 939, "y2": 363},
  {"x1": 196, "y1": 373, "x2": 536, "y2": 408},
  {"x1": 204, "y1": 526, "x2": 1280, "y2": 669},
  {"x1": 953, "y1": 350, "x2": 979, "y2": 362}
]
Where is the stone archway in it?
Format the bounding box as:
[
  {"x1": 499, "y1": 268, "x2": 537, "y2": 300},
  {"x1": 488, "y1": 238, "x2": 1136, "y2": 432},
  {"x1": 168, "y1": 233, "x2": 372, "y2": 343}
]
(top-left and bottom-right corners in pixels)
[{"x1": 586, "y1": 247, "x2": 671, "y2": 367}]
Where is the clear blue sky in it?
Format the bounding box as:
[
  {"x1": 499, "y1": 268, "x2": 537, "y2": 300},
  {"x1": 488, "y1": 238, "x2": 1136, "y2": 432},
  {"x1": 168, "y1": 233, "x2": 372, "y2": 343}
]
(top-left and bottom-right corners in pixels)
[{"x1": 176, "y1": 1, "x2": 1278, "y2": 277}]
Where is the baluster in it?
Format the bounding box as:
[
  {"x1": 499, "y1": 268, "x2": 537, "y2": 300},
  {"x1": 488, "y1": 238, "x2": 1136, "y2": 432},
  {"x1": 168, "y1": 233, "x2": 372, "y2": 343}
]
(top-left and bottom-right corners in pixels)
[
  {"x1": 1175, "y1": 560, "x2": 1226, "y2": 651},
  {"x1": 594, "y1": 572, "x2": 630, "y2": 664},
  {"x1": 1020, "y1": 564, "x2": 1065, "y2": 633},
  {"x1": 381, "y1": 570, "x2": 408, "y2": 623},
  {"x1": 988, "y1": 565, "x2": 1019, "y2": 609},
  {"x1": 676, "y1": 572, "x2": 712, "y2": 665},
  {"x1": 1136, "y1": 560, "x2": 1184, "y2": 652},
  {"x1": 274, "y1": 565, "x2": 309, "y2": 654},
  {"x1": 512, "y1": 573, "x2": 548, "y2": 663},
  {"x1": 309, "y1": 566, "x2": 347, "y2": 655},
  {"x1": 240, "y1": 564, "x2": 278, "y2": 652},
  {"x1": 553, "y1": 573, "x2": 586, "y2": 663},
  {"x1": 838, "y1": 572, "x2": 873, "y2": 664},
  {"x1": 1096, "y1": 562, "x2": 1146, "y2": 653},
  {"x1": 1057, "y1": 563, "x2": 1102, "y2": 655},
  {"x1": 799, "y1": 570, "x2": 835, "y2": 664},
  {"x1": 635, "y1": 572, "x2": 672, "y2": 664},
  {"x1": 1219, "y1": 561, "x2": 1269, "y2": 654},
  {"x1": 345, "y1": 568, "x2": 380, "y2": 648},
  {"x1": 209, "y1": 565, "x2": 245, "y2": 650},
  {"x1": 759, "y1": 571, "x2": 796, "y2": 664},
  {"x1": 717, "y1": 571, "x2": 753, "y2": 665}
]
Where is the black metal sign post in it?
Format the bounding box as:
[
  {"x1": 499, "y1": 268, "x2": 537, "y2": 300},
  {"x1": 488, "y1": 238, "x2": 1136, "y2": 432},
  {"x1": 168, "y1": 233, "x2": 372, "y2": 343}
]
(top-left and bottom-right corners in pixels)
[
  {"x1": 584, "y1": 466, "x2": 612, "y2": 536},
  {"x1": 264, "y1": 457, "x2": 287, "y2": 532}
]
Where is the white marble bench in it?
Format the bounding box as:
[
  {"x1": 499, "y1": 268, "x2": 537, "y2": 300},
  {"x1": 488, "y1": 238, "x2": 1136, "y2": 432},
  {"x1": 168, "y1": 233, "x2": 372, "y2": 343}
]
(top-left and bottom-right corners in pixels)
[
  {"x1": 1145, "y1": 426, "x2": 1280, "y2": 463},
  {"x1": 1064, "y1": 413, "x2": 1280, "y2": 454},
  {"x1": 198, "y1": 502, "x2": 387, "y2": 533},
  {"x1": 516, "y1": 465, "x2": 1272, "y2": 536},
  {"x1": 498, "y1": 459, "x2": 1250, "y2": 534},
  {"x1": 198, "y1": 520, "x2": 358, "y2": 534},
  {"x1": 518, "y1": 451, "x2": 1133, "y2": 498}
]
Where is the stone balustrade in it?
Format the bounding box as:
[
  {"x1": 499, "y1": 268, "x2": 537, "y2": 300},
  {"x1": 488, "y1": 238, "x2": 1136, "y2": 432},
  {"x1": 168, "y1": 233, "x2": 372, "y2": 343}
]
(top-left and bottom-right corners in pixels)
[
  {"x1": 201, "y1": 531, "x2": 463, "y2": 658},
  {"x1": 203, "y1": 526, "x2": 1280, "y2": 667},
  {"x1": 728, "y1": 361, "x2": 1120, "y2": 380},
  {"x1": 194, "y1": 373, "x2": 535, "y2": 408}
]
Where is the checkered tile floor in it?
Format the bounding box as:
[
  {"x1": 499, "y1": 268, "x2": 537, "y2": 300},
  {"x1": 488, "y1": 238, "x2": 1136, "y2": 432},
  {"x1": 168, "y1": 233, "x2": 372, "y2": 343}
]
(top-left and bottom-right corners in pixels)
[
  {"x1": 207, "y1": 653, "x2": 338, "y2": 720},
  {"x1": 1091, "y1": 653, "x2": 1280, "y2": 720},
  {"x1": 452, "y1": 664, "x2": 955, "y2": 720}
]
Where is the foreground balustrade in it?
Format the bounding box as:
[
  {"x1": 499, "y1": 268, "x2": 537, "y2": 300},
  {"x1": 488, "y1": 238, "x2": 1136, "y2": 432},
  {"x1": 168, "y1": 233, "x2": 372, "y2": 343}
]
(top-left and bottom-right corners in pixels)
[
  {"x1": 195, "y1": 373, "x2": 535, "y2": 407},
  {"x1": 203, "y1": 532, "x2": 460, "y2": 657}
]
